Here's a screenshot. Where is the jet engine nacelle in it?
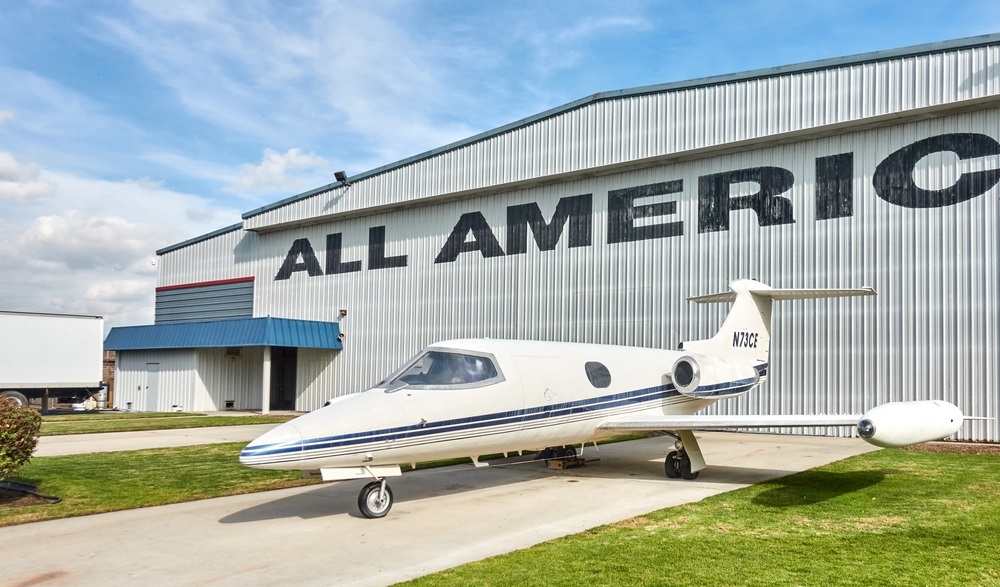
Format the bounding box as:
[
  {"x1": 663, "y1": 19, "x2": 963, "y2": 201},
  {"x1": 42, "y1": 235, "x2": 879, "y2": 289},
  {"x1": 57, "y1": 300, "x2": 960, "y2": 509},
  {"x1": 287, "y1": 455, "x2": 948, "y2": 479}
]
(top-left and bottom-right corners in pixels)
[
  {"x1": 857, "y1": 400, "x2": 964, "y2": 448},
  {"x1": 670, "y1": 354, "x2": 760, "y2": 398}
]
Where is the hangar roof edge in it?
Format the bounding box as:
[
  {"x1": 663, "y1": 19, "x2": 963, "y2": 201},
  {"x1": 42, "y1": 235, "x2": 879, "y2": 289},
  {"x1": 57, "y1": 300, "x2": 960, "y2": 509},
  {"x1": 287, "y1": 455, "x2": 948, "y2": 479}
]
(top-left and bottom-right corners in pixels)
[
  {"x1": 0, "y1": 310, "x2": 103, "y2": 320},
  {"x1": 104, "y1": 317, "x2": 343, "y2": 351},
  {"x1": 238, "y1": 32, "x2": 1000, "y2": 223},
  {"x1": 156, "y1": 222, "x2": 243, "y2": 256},
  {"x1": 157, "y1": 33, "x2": 1000, "y2": 256}
]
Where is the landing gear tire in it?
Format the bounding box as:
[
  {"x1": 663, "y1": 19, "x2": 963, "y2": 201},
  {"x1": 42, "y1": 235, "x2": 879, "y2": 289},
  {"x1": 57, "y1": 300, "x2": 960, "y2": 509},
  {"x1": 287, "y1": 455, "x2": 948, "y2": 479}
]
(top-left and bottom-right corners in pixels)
[
  {"x1": 664, "y1": 450, "x2": 681, "y2": 478},
  {"x1": 358, "y1": 480, "x2": 394, "y2": 518},
  {"x1": 678, "y1": 453, "x2": 699, "y2": 480},
  {"x1": 539, "y1": 445, "x2": 576, "y2": 462},
  {"x1": 1, "y1": 391, "x2": 29, "y2": 408},
  {"x1": 665, "y1": 450, "x2": 699, "y2": 480}
]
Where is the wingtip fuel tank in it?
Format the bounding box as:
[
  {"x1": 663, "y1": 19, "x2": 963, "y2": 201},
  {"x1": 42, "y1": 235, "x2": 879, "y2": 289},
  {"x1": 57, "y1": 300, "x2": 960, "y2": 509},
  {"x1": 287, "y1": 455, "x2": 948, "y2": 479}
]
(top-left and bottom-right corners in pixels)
[{"x1": 857, "y1": 400, "x2": 964, "y2": 448}]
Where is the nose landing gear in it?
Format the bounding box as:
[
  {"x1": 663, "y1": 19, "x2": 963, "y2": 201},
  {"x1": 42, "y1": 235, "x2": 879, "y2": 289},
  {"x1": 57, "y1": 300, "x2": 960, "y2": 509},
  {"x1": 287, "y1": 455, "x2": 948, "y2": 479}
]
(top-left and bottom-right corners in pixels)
[{"x1": 358, "y1": 479, "x2": 394, "y2": 518}]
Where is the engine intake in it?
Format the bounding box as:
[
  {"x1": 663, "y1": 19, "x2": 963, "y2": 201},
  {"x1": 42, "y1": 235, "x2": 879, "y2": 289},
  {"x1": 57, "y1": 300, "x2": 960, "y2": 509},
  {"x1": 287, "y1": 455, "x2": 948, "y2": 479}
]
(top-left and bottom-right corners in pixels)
[{"x1": 670, "y1": 354, "x2": 760, "y2": 398}]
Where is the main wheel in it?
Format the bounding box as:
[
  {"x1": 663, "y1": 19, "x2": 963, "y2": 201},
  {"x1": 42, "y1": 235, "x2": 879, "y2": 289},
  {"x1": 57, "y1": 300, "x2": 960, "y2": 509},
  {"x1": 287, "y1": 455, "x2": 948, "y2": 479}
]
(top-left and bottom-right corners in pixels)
[
  {"x1": 1, "y1": 391, "x2": 29, "y2": 408},
  {"x1": 358, "y1": 481, "x2": 394, "y2": 518},
  {"x1": 664, "y1": 450, "x2": 681, "y2": 478},
  {"x1": 678, "y1": 454, "x2": 700, "y2": 480}
]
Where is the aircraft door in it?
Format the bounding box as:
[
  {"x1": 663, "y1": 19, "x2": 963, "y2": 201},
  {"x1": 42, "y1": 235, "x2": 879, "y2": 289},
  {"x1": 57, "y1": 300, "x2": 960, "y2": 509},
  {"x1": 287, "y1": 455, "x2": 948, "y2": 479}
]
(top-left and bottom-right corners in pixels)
[
  {"x1": 512, "y1": 355, "x2": 595, "y2": 448},
  {"x1": 390, "y1": 350, "x2": 524, "y2": 459},
  {"x1": 145, "y1": 363, "x2": 160, "y2": 412}
]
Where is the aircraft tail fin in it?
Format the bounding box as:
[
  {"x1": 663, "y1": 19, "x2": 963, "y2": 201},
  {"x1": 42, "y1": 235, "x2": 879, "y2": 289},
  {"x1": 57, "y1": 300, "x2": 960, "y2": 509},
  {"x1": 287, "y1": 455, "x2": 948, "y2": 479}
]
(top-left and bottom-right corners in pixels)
[{"x1": 680, "y1": 279, "x2": 876, "y2": 372}]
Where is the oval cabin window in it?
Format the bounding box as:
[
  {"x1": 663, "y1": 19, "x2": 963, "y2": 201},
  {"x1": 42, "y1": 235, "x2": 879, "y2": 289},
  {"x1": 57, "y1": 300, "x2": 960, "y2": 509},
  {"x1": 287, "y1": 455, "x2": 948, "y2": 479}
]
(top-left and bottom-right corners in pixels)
[{"x1": 585, "y1": 361, "x2": 612, "y2": 388}]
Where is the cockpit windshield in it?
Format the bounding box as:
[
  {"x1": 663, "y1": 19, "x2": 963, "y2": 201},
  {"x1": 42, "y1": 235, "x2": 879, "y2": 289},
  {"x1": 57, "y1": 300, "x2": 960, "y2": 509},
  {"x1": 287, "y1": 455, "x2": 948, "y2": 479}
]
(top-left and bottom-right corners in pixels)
[{"x1": 385, "y1": 350, "x2": 500, "y2": 388}]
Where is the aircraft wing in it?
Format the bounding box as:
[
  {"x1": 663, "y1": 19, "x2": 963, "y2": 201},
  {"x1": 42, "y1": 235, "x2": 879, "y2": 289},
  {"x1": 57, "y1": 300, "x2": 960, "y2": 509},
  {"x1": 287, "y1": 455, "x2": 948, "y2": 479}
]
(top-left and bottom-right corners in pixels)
[{"x1": 598, "y1": 414, "x2": 861, "y2": 432}]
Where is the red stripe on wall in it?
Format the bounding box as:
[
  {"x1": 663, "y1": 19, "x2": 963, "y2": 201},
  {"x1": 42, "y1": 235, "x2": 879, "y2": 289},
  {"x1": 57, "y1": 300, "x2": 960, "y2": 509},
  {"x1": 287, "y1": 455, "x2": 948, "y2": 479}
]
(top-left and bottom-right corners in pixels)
[{"x1": 155, "y1": 276, "x2": 255, "y2": 292}]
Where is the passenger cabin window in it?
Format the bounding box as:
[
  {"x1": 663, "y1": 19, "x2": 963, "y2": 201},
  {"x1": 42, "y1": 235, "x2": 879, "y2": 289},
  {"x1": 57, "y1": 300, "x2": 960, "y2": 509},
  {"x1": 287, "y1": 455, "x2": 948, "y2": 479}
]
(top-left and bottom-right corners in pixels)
[
  {"x1": 393, "y1": 351, "x2": 499, "y2": 387},
  {"x1": 585, "y1": 361, "x2": 611, "y2": 388}
]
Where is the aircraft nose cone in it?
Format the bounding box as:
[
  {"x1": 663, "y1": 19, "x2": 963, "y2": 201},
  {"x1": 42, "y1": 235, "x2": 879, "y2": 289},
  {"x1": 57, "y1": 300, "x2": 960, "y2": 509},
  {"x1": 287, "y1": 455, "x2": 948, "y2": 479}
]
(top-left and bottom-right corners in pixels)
[{"x1": 239, "y1": 421, "x2": 303, "y2": 469}]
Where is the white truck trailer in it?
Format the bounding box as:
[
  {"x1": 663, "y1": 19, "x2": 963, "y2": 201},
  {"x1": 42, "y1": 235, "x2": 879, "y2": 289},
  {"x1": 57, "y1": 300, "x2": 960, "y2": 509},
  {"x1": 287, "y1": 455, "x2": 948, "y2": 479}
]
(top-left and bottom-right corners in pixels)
[{"x1": 0, "y1": 311, "x2": 106, "y2": 409}]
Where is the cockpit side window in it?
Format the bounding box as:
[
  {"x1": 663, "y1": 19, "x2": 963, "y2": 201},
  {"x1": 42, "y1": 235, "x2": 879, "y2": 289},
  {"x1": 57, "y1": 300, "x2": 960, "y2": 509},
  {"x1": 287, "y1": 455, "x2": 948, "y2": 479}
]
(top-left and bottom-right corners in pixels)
[{"x1": 388, "y1": 350, "x2": 501, "y2": 389}]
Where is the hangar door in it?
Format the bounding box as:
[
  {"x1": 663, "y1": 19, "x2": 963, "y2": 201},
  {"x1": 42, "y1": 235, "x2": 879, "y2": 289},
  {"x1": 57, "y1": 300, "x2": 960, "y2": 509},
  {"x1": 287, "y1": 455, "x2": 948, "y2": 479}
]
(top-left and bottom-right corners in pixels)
[{"x1": 269, "y1": 347, "x2": 297, "y2": 410}]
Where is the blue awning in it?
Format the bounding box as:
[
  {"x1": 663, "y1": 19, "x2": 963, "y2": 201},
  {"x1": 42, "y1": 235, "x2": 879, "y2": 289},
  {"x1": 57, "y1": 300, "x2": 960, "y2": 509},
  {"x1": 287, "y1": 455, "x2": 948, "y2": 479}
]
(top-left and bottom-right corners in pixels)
[{"x1": 104, "y1": 317, "x2": 342, "y2": 351}]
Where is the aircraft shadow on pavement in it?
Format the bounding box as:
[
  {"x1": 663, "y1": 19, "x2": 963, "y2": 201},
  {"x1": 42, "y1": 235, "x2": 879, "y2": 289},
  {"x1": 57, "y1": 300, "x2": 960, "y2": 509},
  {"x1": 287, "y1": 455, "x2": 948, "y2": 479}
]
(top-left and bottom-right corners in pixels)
[
  {"x1": 220, "y1": 460, "x2": 554, "y2": 523},
  {"x1": 220, "y1": 451, "x2": 801, "y2": 523},
  {"x1": 751, "y1": 470, "x2": 886, "y2": 507}
]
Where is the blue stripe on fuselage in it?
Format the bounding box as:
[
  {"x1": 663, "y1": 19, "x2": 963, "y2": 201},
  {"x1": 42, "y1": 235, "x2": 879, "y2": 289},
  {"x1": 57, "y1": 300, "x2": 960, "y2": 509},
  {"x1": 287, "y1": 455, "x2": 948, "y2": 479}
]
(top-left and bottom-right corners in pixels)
[
  {"x1": 683, "y1": 374, "x2": 760, "y2": 397},
  {"x1": 242, "y1": 383, "x2": 675, "y2": 458},
  {"x1": 241, "y1": 369, "x2": 765, "y2": 461}
]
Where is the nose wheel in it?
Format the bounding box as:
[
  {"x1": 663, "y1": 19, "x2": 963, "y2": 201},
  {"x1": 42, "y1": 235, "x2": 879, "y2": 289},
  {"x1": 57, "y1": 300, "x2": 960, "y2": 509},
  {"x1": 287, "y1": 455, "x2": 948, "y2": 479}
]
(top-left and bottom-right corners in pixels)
[{"x1": 358, "y1": 479, "x2": 394, "y2": 518}]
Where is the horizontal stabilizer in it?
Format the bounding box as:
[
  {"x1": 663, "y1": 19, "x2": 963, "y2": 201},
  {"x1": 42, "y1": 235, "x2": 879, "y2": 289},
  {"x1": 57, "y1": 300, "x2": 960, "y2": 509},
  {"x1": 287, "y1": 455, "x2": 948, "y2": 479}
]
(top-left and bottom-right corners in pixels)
[
  {"x1": 680, "y1": 280, "x2": 878, "y2": 365},
  {"x1": 689, "y1": 286, "x2": 876, "y2": 304}
]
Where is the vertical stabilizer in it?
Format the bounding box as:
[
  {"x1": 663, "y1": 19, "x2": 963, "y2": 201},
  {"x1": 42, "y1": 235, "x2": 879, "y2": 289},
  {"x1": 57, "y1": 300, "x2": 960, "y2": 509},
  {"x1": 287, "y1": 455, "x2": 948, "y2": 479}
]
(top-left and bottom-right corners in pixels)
[{"x1": 680, "y1": 279, "x2": 876, "y2": 370}]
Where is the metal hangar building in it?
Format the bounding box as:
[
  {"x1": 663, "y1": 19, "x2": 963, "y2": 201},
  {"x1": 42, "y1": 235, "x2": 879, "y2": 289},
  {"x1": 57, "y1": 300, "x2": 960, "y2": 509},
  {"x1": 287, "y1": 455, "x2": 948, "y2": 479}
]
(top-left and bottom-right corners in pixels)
[{"x1": 105, "y1": 34, "x2": 999, "y2": 442}]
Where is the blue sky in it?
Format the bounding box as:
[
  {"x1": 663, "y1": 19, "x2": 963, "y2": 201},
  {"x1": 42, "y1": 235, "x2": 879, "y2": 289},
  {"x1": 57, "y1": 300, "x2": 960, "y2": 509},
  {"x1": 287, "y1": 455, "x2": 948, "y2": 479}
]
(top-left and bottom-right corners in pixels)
[{"x1": 1, "y1": 0, "x2": 998, "y2": 329}]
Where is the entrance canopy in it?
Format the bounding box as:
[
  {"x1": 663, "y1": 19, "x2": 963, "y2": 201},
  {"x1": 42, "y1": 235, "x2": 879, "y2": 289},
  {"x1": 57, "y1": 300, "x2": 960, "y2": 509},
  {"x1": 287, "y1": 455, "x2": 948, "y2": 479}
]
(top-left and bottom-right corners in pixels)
[{"x1": 105, "y1": 317, "x2": 343, "y2": 351}]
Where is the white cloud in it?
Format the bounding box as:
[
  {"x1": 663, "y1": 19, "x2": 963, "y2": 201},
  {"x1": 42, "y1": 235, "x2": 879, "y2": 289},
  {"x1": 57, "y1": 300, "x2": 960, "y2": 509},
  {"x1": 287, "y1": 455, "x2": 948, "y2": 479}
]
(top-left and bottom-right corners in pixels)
[
  {"x1": 0, "y1": 167, "x2": 241, "y2": 329},
  {"x1": 523, "y1": 15, "x2": 654, "y2": 76},
  {"x1": 95, "y1": 4, "x2": 320, "y2": 146},
  {"x1": 95, "y1": 3, "x2": 479, "y2": 169},
  {"x1": 0, "y1": 65, "x2": 157, "y2": 181},
  {"x1": 0, "y1": 151, "x2": 57, "y2": 200},
  {"x1": 554, "y1": 16, "x2": 651, "y2": 44},
  {"x1": 82, "y1": 279, "x2": 157, "y2": 329},
  {"x1": 0, "y1": 110, "x2": 12, "y2": 124},
  {"x1": 233, "y1": 147, "x2": 329, "y2": 193},
  {"x1": 20, "y1": 210, "x2": 166, "y2": 272},
  {"x1": 140, "y1": 151, "x2": 241, "y2": 190}
]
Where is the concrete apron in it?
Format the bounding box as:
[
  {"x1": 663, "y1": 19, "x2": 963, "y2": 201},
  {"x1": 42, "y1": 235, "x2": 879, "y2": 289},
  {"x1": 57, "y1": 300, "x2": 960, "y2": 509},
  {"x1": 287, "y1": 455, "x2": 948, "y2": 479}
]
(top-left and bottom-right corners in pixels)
[
  {"x1": 6, "y1": 432, "x2": 878, "y2": 587},
  {"x1": 34, "y1": 424, "x2": 278, "y2": 456}
]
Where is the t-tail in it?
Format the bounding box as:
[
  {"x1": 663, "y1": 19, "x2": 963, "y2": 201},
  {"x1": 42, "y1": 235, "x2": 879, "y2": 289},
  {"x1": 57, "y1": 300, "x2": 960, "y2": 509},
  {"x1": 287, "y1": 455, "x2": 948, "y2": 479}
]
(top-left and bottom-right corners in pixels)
[{"x1": 669, "y1": 279, "x2": 876, "y2": 398}]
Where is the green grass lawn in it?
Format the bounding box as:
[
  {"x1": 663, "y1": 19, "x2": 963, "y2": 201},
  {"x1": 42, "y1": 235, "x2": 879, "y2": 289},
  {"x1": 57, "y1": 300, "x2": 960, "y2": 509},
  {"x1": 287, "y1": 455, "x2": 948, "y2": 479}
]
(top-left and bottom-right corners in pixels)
[
  {"x1": 2, "y1": 442, "x2": 317, "y2": 526},
  {"x1": 401, "y1": 449, "x2": 1000, "y2": 587},
  {"x1": 5, "y1": 441, "x2": 999, "y2": 586},
  {"x1": 42, "y1": 412, "x2": 202, "y2": 422},
  {"x1": 40, "y1": 413, "x2": 293, "y2": 435}
]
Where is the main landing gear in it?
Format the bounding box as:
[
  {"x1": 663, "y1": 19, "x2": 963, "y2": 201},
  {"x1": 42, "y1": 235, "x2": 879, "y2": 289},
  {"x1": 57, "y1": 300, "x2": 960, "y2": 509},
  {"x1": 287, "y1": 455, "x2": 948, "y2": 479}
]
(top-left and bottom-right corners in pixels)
[
  {"x1": 358, "y1": 479, "x2": 394, "y2": 518},
  {"x1": 664, "y1": 449, "x2": 699, "y2": 480},
  {"x1": 536, "y1": 445, "x2": 577, "y2": 461},
  {"x1": 663, "y1": 434, "x2": 702, "y2": 480}
]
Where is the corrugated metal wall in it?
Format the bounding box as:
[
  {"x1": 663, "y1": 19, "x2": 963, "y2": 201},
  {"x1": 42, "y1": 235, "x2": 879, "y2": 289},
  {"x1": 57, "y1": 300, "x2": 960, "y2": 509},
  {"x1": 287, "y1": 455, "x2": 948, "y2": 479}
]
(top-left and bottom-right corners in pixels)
[
  {"x1": 154, "y1": 280, "x2": 254, "y2": 323},
  {"x1": 297, "y1": 348, "x2": 343, "y2": 408},
  {"x1": 115, "y1": 350, "x2": 197, "y2": 412},
  {"x1": 156, "y1": 107, "x2": 998, "y2": 440},
  {"x1": 115, "y1": 347, "x2": 266, "y2": 411},
  {"x1": 157, "y1": 228, "x2": 253, "y2": 287},
  {"x1": 195, "y1": 347, "x2": 264, "y2": 410},
  {"x1": 147, "y1": 40, "x2": 1000, "y2": 441}
]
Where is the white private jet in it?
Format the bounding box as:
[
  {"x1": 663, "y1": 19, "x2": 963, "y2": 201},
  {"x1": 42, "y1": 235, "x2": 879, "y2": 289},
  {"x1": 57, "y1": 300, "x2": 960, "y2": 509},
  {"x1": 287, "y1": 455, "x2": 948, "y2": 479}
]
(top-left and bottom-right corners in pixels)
[{"x1": 240, "y1": 280, "x2": 970, "y2": 518}]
